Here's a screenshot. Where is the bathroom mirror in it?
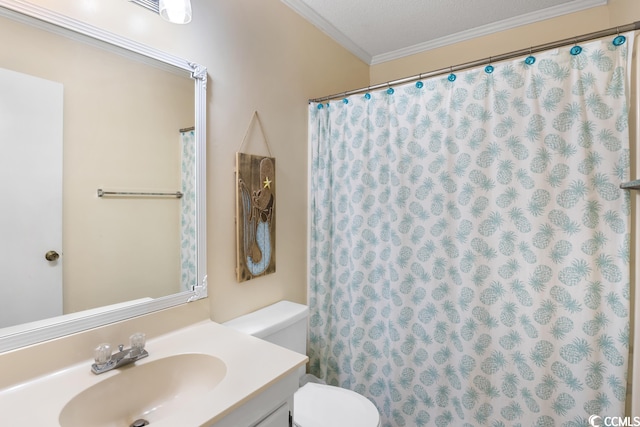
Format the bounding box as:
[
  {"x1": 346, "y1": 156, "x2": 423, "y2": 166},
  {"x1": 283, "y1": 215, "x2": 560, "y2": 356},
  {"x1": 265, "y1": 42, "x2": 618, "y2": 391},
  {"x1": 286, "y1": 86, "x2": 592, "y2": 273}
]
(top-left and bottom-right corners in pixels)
[{"x1": 0, "y1": 0, "x2": 207, "y2": 352}]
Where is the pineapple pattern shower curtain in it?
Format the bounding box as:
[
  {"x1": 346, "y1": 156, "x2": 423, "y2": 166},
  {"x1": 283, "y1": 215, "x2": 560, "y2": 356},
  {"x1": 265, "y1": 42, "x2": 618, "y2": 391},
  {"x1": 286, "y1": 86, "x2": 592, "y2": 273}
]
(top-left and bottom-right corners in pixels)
[
  {"x1": 309, "y1": 34, "x2": 633, "y2": 427},
  {"x1": 180, "y1": 129, "x2": 197, "y2": 291}
]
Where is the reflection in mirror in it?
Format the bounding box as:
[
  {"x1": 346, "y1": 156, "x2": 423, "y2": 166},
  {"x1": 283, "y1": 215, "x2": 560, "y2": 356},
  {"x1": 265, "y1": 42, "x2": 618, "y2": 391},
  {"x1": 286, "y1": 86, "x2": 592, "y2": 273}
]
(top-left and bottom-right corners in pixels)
[{"x1": 0, "y1": 0, "x2": 207, "y2": 352}]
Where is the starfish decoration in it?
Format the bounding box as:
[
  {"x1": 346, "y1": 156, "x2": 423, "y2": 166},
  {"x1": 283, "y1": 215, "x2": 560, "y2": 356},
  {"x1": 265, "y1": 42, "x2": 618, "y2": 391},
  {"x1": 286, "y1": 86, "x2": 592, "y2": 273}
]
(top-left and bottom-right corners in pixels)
[{"x1": 263, "y1": 176, "x2": 272, "y2": 189}]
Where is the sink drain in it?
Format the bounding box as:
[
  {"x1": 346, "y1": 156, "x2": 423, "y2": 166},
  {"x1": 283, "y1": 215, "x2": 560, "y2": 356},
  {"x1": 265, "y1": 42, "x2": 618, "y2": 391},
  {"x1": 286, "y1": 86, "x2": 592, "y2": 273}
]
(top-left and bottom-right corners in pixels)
[{"x1": 130, "y1": 419, "x2": 150, "y2": 427}]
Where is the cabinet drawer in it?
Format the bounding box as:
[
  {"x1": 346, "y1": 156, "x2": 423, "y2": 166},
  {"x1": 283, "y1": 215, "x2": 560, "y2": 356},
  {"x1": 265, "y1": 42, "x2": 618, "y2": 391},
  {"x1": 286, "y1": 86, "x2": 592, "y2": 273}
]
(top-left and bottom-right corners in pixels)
[{"x1": 254, "y1": 403, "x2": 289, "y2": 427}]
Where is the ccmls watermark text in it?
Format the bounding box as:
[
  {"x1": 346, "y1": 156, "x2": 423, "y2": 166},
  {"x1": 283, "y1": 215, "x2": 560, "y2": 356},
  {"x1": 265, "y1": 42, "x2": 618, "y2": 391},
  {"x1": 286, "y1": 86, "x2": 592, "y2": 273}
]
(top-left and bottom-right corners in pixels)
[{"x1": 589, "y1": 415, "x2": 640, "y2": 427}]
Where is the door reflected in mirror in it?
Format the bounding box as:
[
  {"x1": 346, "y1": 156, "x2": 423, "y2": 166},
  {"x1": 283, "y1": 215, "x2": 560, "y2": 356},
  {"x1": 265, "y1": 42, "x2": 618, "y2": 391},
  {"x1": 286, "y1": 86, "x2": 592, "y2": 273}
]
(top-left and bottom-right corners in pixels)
[
  {"x1": 0, "y1": 66, "x2": 64, "y2": 327},
  {"x1": 0, "y1": 0, "x2": 206, "y2": 348}
]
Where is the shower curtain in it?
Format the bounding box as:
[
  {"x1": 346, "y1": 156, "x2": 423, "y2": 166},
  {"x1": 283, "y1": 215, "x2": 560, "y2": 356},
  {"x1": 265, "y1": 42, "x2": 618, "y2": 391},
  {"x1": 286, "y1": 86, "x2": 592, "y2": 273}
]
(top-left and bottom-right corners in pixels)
[
  {"x1": 309, "y1": 34, "x2": 633, "y2": 427},
  {"x1": 180, "y1": 129, "x2": 196, "y2": 291}
]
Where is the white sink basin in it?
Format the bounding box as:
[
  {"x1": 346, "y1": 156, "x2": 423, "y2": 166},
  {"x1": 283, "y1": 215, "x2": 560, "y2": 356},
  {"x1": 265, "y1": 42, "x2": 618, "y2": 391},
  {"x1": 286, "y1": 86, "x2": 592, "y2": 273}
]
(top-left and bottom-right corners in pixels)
[
  {"x1": 59, "y1": 353, "x2": 227, "y2": 427},
  {"x1": 0, "y1": 321, "x2": 307, "y2": 426}
]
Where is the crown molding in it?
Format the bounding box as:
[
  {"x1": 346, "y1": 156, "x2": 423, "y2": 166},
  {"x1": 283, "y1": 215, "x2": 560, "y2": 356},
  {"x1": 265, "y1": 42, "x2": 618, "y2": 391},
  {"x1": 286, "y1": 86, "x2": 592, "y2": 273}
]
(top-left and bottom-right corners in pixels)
[
  {"x1": 372, "y1": 0, "x2": 607, "y2": 64},
  {"x1": 282, "y1": 0, "x2": 607, "y2": 66},
  {"x1": 281, "y1": 0, "x2": 371, "y2": 64}
]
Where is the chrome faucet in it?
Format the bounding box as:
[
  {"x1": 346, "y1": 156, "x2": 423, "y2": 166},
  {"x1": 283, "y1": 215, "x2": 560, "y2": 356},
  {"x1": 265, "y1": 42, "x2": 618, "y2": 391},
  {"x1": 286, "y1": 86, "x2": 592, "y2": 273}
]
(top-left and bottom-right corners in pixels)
[{"x1": 91, "y1": 332, "x2": 148, "y2": 374}]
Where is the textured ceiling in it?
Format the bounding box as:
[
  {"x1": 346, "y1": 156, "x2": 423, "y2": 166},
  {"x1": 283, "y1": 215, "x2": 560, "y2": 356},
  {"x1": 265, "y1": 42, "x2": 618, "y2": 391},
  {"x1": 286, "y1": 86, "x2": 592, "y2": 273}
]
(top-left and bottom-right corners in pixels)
[{"x1": 282, "y1": 0, "x2": 607, "y2": 64}]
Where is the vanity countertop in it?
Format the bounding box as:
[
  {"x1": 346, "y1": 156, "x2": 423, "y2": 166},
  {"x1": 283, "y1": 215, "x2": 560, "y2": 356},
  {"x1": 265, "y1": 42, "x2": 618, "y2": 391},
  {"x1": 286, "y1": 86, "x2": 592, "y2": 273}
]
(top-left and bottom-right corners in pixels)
[{"x1": 0, "y1": 320, "x2": 308, "y2": 426}]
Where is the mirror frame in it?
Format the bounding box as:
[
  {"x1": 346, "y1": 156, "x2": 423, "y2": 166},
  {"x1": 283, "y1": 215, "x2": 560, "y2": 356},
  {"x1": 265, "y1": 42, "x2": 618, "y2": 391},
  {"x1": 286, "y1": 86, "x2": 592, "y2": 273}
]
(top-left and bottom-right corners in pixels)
[{"x1": 0, "y1": 0, "x2": 207, "y2": 353}]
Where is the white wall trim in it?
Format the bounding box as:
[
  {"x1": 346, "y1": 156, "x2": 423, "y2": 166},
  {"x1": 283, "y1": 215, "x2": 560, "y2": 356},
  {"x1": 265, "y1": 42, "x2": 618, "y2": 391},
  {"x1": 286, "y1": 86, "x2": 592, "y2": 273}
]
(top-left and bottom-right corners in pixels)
[
  {"x1": 280, "y1": 0, "x2": 372, "y2": 64},
  {"x1": 371, "y1": 0, "x2": 607, "y2": 65},
  {"x1": 281, "y1": 0, "x2": 606, "y2": 66}
]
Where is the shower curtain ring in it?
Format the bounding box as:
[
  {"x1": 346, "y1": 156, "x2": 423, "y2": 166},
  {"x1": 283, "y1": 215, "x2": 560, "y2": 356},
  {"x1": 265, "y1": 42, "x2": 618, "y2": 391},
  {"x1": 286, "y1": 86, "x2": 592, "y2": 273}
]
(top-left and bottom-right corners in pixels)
[
  {"x1": 570, "y1": 38, "x2": 582, "y2": 55},
  {"x1": 525, "y1": 47, "x2": 536, "y2": 65},
  {"x1": 613, "y1": 27, "x2": 626, "y2": 46},
  {"x1": 386, "y1": 82, "x2": 394, "y2": 95},
  {"x1": 416, "y1": 74, "x2": 424, "y2": 89},
  {"x1": 448, "y1": 66, "x2": 456, "y2": 82},
  {"x1": 484, "y1": 57, "x2": 494, "y2": 74}
]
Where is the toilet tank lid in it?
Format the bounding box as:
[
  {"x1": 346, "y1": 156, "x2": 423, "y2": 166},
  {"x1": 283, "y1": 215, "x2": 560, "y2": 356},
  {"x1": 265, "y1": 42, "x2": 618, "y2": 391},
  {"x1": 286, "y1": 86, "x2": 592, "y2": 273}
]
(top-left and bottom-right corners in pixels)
[{"x1": 223, "y1": 300, "x2": 308, "y2": 339}]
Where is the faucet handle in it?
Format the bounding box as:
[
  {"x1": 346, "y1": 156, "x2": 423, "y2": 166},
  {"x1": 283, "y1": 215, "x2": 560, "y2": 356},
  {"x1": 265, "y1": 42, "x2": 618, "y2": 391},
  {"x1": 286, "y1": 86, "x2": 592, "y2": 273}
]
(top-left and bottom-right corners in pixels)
[
  {"x1": 94, "y1": 343, "x2": 112, "y2": 367},
  {"x1": 130, "y1": 332, "x2": 146, "y2": 352}
]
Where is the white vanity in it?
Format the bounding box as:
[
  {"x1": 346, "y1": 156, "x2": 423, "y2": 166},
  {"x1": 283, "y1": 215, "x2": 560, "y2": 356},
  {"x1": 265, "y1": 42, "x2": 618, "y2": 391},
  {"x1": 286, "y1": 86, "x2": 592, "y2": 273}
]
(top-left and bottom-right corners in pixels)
[{"x1": 0, "y1": 316, "x2": 307, "y2": 427}]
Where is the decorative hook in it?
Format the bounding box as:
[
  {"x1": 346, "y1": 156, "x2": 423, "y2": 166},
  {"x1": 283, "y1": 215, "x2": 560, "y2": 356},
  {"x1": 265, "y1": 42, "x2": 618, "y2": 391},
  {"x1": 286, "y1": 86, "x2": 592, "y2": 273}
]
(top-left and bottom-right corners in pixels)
[
  {"x1": 570, "y1": 38, "x2": 582, "y2": 55},
  {"x1": 613, "y1": 27, "x2": 626, "y2": 46},
  {"x1": 386, "y1": 82, "x2": 394, "y2": 95},
  {"x1": 484, "y1": 57, "x2": 494, "y2": 74},
  {"x1": 448, "y1": 66, "x2": 456, "y2": 82},
  {"x1": 525, "y1": 47, "x2": 536, "y2": 65}
]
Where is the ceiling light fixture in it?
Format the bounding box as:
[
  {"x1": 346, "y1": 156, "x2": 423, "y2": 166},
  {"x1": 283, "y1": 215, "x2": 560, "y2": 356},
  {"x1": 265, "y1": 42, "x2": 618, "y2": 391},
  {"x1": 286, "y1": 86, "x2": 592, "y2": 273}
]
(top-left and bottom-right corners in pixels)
[
  {"x1": 159, "y1": 0, "x2": 191, "y2": 24},
  {"x1": 129, "y1": 0, "x2": 192, "y2": 24}
]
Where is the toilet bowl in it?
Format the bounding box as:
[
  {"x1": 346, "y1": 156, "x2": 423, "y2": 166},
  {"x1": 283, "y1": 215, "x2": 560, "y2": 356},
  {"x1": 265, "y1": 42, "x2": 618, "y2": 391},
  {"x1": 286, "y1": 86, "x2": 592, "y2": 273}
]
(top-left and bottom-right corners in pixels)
[
  {"x1": 294, "y1": 382, "x2": 380, "y2": 427},
  {"x1": 223, "y1": 301, "x2": 380, "y2": 427}
]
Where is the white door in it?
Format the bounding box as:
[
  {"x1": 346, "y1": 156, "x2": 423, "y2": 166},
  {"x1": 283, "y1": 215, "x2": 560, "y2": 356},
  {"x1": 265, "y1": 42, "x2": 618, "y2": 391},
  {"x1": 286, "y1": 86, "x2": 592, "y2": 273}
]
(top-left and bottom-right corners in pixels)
[{"x1": 0, "y1": 67, "x2": 63, "y2": 328}]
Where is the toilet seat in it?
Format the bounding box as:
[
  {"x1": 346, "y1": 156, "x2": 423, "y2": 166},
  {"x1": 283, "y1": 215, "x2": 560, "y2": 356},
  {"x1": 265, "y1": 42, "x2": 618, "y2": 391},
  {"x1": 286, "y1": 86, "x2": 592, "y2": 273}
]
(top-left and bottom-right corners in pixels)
[{"x1": 293, "y1": 383, "x2": 380, "y2": 427}]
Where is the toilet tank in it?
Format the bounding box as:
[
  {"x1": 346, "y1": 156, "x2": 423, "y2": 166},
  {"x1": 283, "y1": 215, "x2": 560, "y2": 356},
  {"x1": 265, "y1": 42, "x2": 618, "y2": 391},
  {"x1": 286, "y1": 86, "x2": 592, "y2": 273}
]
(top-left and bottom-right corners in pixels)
[{"x1": 223, "y1": 301, "x2": 308, "y2": 355}]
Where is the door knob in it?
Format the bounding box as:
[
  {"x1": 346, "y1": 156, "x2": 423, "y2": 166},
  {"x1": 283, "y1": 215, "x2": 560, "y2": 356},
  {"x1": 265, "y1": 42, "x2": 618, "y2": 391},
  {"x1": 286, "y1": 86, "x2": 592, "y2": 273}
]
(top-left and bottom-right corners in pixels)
[{"x1": 45, "y1": 250, "x2": 60, "y2": 261}]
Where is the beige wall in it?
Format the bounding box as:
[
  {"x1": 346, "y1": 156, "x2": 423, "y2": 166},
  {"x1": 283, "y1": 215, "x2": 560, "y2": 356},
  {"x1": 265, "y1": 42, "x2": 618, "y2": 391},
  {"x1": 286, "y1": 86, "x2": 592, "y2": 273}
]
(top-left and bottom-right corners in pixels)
[
  {"x1": 371, "y1": 0, "x2": 640, "y2": 84},
  {"x1": 193, "y1": 0, "x2": 369, "y2": 321},
  {"x1": 19, "y1": 0, "x2": 369, "y2": 322}
]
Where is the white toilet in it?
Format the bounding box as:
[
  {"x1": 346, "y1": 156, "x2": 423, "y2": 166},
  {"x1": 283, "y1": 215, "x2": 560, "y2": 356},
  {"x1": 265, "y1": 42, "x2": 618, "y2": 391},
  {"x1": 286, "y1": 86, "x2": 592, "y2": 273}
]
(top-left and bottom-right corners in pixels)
[{"x1": 224, "y1": 300, "x2": 381, "y2": 427}]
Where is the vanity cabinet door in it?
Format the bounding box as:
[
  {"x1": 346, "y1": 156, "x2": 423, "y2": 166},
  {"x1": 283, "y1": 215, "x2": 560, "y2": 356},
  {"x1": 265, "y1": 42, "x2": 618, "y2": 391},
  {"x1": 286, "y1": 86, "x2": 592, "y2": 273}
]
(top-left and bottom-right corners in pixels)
[{"x1": 254, "y1": 403, "x2": 290, "y2": 427}]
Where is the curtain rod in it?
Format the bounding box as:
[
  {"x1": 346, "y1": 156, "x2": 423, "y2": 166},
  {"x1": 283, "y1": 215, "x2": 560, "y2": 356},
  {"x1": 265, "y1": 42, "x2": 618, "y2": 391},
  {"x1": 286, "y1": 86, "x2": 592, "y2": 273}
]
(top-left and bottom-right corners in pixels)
[{"x1": 309, "y1": 21, "x2": 640, "y2": 104}]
